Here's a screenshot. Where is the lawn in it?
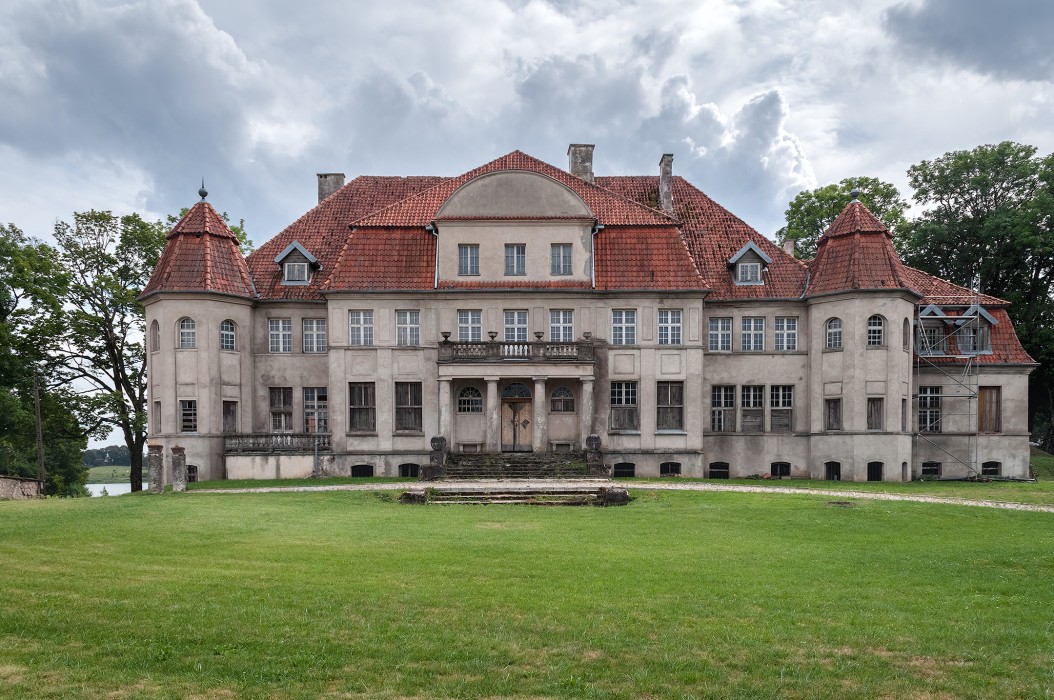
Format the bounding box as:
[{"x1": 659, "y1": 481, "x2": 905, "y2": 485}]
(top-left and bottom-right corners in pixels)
[{"x1": 2, "y1": 489, "x2": 1052, "y2": 699}]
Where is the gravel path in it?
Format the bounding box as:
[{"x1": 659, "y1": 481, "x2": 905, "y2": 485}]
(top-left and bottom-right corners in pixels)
[{"x1": 191, "y1": 479, "x2": 1054, "y2": 513}]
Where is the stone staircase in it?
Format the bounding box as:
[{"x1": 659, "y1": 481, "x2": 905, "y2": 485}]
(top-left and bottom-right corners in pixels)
[{"x1": 442, "y1": 452, "x2": 602, "y2": 480}]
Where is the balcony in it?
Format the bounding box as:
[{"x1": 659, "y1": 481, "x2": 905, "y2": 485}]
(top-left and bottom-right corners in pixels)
[
  {"x1": 438, "y1": 340, "x2": 595, "y2": 364},
  {"x1": 224, "y1": 433, "x2": 332, "y2": 453}
]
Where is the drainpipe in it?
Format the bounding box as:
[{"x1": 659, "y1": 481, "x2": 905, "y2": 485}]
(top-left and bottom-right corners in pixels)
[
  {"x1": 426, "y1": 222, "x2": 439, "y2": 289},
  {"x1": 590, "y1": 220, "x2": 604, "y2": 289}
]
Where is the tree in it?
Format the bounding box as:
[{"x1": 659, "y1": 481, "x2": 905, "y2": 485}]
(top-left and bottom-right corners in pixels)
[
  {"x1": 0, "y1": 224, "x2": 89, "y2": 496},
  {"x1": 899, "y1": 142, "x2": 1054, "y2": 448},
  {"x1": 777, "y1": 177, "x2": 910, "y2": 259},
  {"x1": 52, "y1": 212, "x2": 168, "y2": 492}
]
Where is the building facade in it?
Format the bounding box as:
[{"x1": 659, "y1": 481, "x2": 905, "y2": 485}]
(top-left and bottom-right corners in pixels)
[{"x1": 140, "y1": 146, "x2": 1035, "y2": 483}]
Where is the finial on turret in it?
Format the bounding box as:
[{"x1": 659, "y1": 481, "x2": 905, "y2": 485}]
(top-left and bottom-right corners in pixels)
[{"x1": 199, "y1": 178, "x2": 208, "y2": 201}]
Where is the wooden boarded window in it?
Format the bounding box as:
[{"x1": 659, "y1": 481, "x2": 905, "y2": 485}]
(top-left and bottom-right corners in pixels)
[{"x1": 978, "y1": 387, "x2": 1001, "y2": 433}]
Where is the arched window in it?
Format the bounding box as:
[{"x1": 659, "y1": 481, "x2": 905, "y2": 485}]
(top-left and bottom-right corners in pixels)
[
  {"x1": 220, "y1": 320, "x2": 236, "y2": 351},
  {"x1": 550, "y1": 386, "x2": 575, "y2": 412},
  {"x1": 902, "y1": 318, "x2": 910, "y2": 351},
  {"x1": 825, "y1": 318, "x2": 842, "y2": 349},
  {"x1": 867, "y1": 315, "x2": 885, "y2": 346},
  {"x1": 178, "y1": 318, "x2": 196, "y2": 349},
  {"x1": 150, "y1": 320, "x2": 160, "y2": 352},
  {"x1": 457, "y1": 386, "x2": 483, "y2": 413}
]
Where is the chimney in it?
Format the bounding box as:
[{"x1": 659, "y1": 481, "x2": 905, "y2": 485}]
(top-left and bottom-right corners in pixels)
[
  {"x1": 317, "y1": 173, "x2": 345, "y2": 203},
  {"x1": 567, "y1": 144, "x2": 595, "y2": 184},
  {"x1": 783, "y1": 239, "x2": 796, "y2": 256},
  {"x1": 658, "y1": 153, "x2": 674, "y2": 212}
]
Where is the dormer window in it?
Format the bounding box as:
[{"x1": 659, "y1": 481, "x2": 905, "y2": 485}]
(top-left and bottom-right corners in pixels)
[
  {"x1": 284, "y1": 262, "x2": 308, "y2": 282},
  {"x1": 737, "y1": 262, "x2": 761, "y2": 284},
  {"x1": 728, "y1": 241, "x2": 771, "y2": 286},
  {"x1": 274, "y1": 240, "x2": 319, "y2": 286}
]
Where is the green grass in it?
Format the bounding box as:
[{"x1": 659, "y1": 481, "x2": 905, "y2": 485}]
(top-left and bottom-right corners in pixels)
[{"x1": 2, "y1": 489, "x2": 1053, "y2": 698}]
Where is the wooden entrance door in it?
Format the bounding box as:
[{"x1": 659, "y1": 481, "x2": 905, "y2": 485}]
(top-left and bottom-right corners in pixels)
[{"x1": 500, "y1": 383, "x2": 533, "y2": 452}]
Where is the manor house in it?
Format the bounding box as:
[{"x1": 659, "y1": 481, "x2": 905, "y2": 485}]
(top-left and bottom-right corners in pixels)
[{"x1": 140, "y1": 146, "x2": 1035, "y2": 482}]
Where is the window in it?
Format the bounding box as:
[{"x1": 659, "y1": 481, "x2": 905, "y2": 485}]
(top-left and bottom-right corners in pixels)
[
  {"x1": 304, "y1": 387, "x2": 328, "y2": 433},
  {"x1": 660, "y1": 461, "x2": 681, "y2": 477},
  {"x1": 774, "y1": 317, "x2": 797, "y2": 351},
  {"x1": 551, "y1": 243, "x2": 572, "y2": 275},
  {"x1": 741, "y1": 386, "x2": 764, "y2": 432},
  {"x1": 220, "y1": 319, "x2": 236, "y2": 351},
  {"x1": 919, "y1": 386, "x2": 941, "y2": 433},
  {"x1": 399, "y1": 463, "x2": 420, "y2": 478},
  {"x1": 396, "y1": 310, "x2": 420, "y2": 346},
  {"x1": 771, "y1": 461, "x2": 791, "y2": 478},
  {"x1": 610, "y1": 381, "x2": 639, "y2": 430},
  {"x1": 958, "y1": 324, "x2": 991, "y2": 354},
  {"x1": 658, "y1": 309, "x2": 682, "y2": 345},
  {"x1": 504, "y1": 310, "x2": 528, "y2": 342},
  {"x1": 349, "y1": 311, "x2": 374, "y2": 346},
  {"x1": 611, "y1": 309, "x2": 636, "y2": 345},
  {"x1": 978, "y1": 386, "x2": 1001, "y2": 433},
  {"x1": 222, "y1": 401, "x2": 237, "y2": 434},
  {"x1": 825, "y1": 318, "x2": 842, "y2": 349},
  {"x1": 918, "y1": 323, "x2": 946, "y2": 355},
  {"x1": 708, "y1": 462, "x2": 730, "y2": 479},
  {"x1": 269, "y1": 387, "x2": 293, "y2": 433},
  {"x1": 504, "y1": 243, "x2": 526, "y2": 275},
  {"x1": 458, "y1": 386, "x2": 483, "y2": 413},
  {"x1": 824, "y1": 398, "x2": 842, "y2": 431},
  {"x1": 348, "y1": 382, "x2": 376, "y2": 432},
  {"x1": 303, "y1": 319, "x2": 327, "y2": 353},
  {"x1": 150, "y1": 320, "x2": 160, "y2": 351},
  {"x1": 458, "y1": 244, "x2": 479, "y2": 275},
  {"x1": 867, "y1": 461, "x2": 884, "y2": 482},
  {"x1": 737, "y1": 262, "x2": 761, "y2": 284},
  {"x1": 458, "y1": 310, "x2": 482, "y2": 342},
  {"x1": 741, "y1": 317, "x2": 764, "y2": 351},
  {"x1": 867, "y1": 315, "x2": 885, "y2": 346},
  {"x1": 178, "y1": 318, "x2": 196, "y2": 349},
  {"x1": 657, "y1": 381, "x2": 684, "y2": 430},
  {"x1": 708, "y1": 317, "x2": 732, "y2": 351},
  {"x1": 550, "y1": 310, "x2": 574, "y2": 342},
  {"x1": 268, "y1": 319, "x2": 292, "y2": 353},
  {"x1": 283, "y1": 262, "x2": 308, "y2": 282},
  {"x1": 395, "y1": 382, "x2": 423, "y2": 432},
  {"x1": 921, "y1": 461, "x2": 941, "y2": 477},
  {"x1": 867, "y1": 397, "x2": 884, "y2": 430},
  {"x1": 711, "y1": 385, "x2": 735, "y2": 432},
  {"x1": 981, "y1": 461, "x2": 1001, "y2": 477},
  {"x1": 152, "y1": 400, "x2": 161, "y2": 434},
  {"x1": 770, "y1": 385, "x2": 794, "y2": 433},
  {"x1": 550, "y1": 386, "x2": 575, "y2": 412},
  {"x1": 824, "y1": 461, "x2": 842, "y2": 481}
]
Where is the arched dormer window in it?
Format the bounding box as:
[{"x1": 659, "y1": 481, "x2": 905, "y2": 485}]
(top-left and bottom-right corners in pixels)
[
  {"x1": 220, "y1": 320, "x2": 236, "y2": 351},
  {"x1": 867, "y1": 315, "x2": 885, "y2": 346},
  {"x1": 550, "y1": 386, "x2": 575, "y2": 412},
  {"x1": 178, "y1": 318, "x2": 196, "y2": 349},
  {"x1": 825, "y1": 318, "x2": 842, "y2": 349},
  {"x1": 150, "y1": 320, "x2": 160, "y2": 352},
  {"x1": 457, "y1": 386, "x2": 483, "y2": 413}
]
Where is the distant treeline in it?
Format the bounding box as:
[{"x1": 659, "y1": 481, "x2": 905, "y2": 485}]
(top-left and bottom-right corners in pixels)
[{"x1": 83, "y1": 446, "x2": 143, "y2": 467}]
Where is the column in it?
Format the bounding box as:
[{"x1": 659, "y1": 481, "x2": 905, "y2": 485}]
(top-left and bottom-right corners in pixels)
[
  {"x1": 148, "y1": 444, "x2": 164, "y2": 494},
  {"x1": 580, "y1": 376, "x2": 595, "y2": 448},
  {"x1": 532, "y1": 376, "x2": 548, "y2": 453},
  {"x1": 484, "y1": 377, "x2": 500, "y2": 453},
  {"x1": 171, "y1": 446, "x2": 187, "y2": 493},
  {"x1": 438, "y1": 378, "x2": 452, "y2": 444}
]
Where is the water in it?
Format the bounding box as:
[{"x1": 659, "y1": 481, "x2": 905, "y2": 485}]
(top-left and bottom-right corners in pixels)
[{"x1": 87, "y1": 483, "x2": 149, "y2": 497}]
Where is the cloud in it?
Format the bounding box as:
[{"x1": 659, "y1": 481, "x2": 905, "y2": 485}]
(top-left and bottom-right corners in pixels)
[{"x1": 884, "y1": 0, "x2": 1054, "y2": 82}]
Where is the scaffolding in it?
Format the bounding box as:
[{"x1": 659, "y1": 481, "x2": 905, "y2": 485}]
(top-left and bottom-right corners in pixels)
[{"x1": 913, "y1": 283, "x2": 984, "y2": 477}]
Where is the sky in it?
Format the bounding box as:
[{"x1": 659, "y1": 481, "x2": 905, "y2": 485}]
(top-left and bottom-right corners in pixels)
[{"x1": 3, "y1": 0, "x2": 1054, "y2": 248}]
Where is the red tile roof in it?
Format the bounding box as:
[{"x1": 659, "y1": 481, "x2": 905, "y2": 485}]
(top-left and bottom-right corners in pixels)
[
  {"x1": 141, "y1": 201, "x2": 255, "y2": 300},
  {"x1": 806, "y1": 201, "x2": 915, "y2": 297}
]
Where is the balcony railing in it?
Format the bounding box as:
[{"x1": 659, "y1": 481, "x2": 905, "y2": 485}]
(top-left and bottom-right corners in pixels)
[
  {"x1": 438, "y1": 340, "x2": 595, "y2": 363},
  {"x1": 224, "y1": 433, "x2": 332, "y2": 453}
]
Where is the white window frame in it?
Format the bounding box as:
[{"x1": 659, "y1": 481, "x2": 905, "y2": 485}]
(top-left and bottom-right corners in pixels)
[
  {"x1": 551, "y1": 243, "x2": 572, "y2": 275},
  {"x1": 268, "y1": 319, "x2": 293, "y2": 353},
  {"x1": 396, "y1": 310, "x2": 420, "y2": 347},
  {"x1": 458, "y1": 309, "x2": 482, "y2": 342},
  {"x1": 658, "y1": 309, "x2": 682, "y2": 346},
  {"x1": 303, "y1": 318, "x2": 327, "y2": 353},
  {"x1": 774, "y1": 317, "x2": 797, "y2": 351},
  {"x1": 458, "y1": 244, "x2": 479, "y2": 276},
  {"x1": 708, "y1": 317, "x2": 732, "y2": 352},
  {"x1": 741, "y1": 317, "x2": 764, "y2": 352},
  {"x1": 611, "y1": 309, "x2": 636, "y2": 345},
  {"x1": 348, "y1": 310, "x2": 374, "y2": 346}
]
